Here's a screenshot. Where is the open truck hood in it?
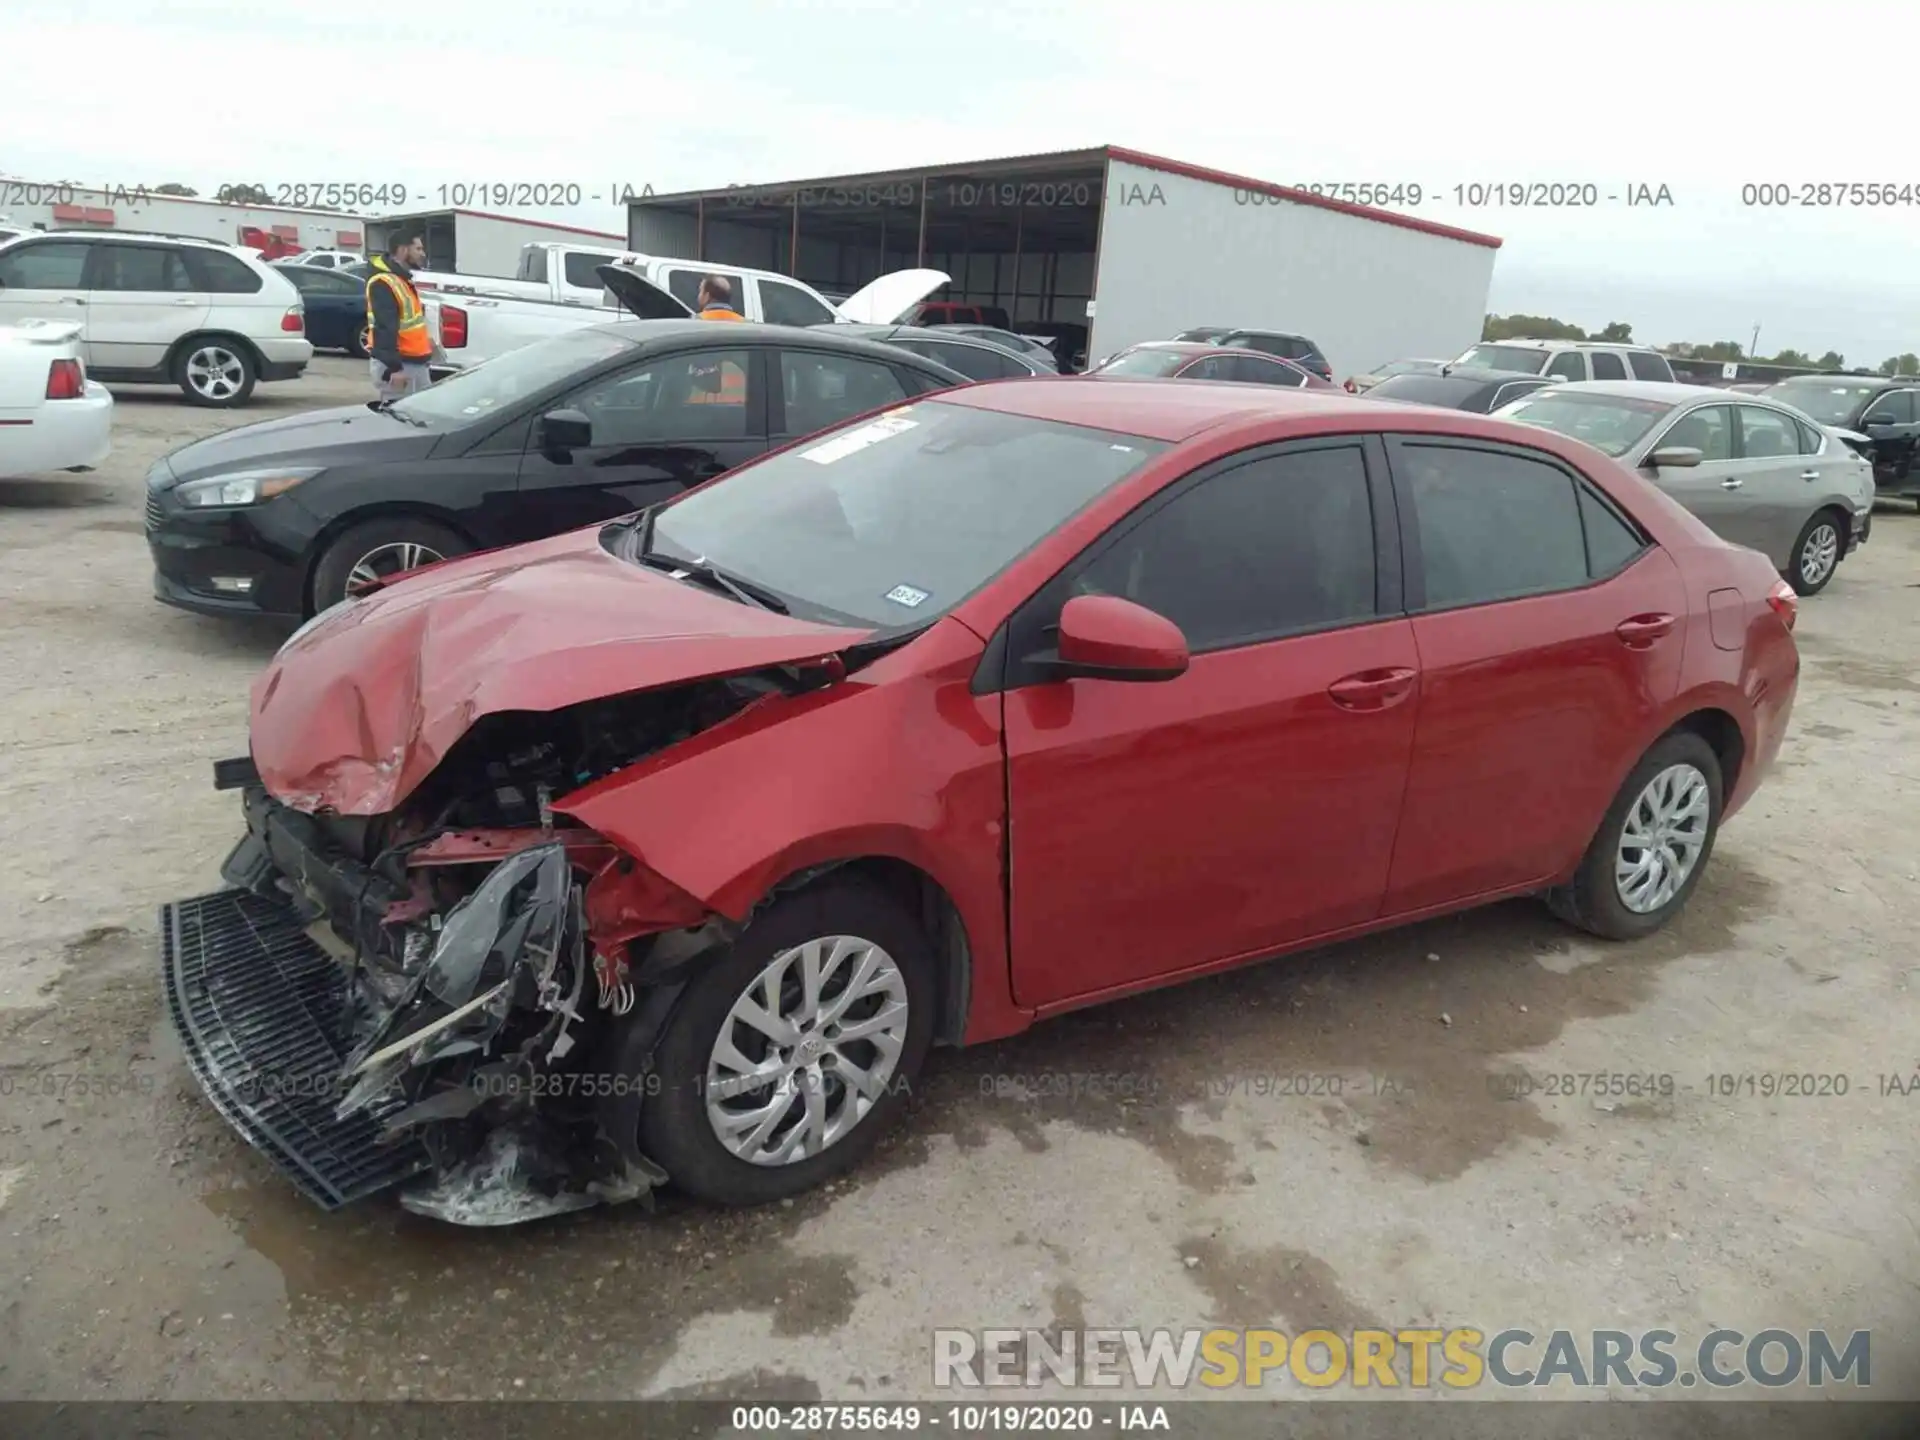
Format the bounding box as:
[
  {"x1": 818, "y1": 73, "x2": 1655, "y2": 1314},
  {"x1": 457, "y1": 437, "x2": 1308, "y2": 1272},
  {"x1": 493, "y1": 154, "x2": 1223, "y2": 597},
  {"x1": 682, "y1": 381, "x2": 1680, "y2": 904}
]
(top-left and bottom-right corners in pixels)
[
  {"x1": 596, "y1": 263, "x2": 949, "y2": 327},
  {"x1": 250, "y1": 525, "x2": 873, "y2": 817}
]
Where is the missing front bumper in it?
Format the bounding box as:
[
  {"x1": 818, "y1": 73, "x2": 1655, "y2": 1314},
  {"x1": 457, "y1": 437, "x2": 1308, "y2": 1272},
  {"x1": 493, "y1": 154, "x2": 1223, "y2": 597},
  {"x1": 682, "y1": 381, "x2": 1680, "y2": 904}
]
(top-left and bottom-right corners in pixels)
[{"x1": 161, "y1": 886, "x2": 430, "y2": 1209}]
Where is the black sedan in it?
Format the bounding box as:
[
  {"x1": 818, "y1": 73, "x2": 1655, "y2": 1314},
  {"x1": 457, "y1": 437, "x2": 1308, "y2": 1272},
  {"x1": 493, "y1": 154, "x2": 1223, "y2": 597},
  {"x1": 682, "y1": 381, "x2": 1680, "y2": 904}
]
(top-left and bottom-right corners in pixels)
[
  {"x1": 146, "y1": 320, "x2": 968, "y2": 618},
  {"x1": 1758, "y1": 374, "x2": 1920, "y2": 501},
  {"x1": 274, "y1": 262, "x2": 370, "y2": 356},
  {"x1": 1361, "y1": 366, "x2": 1556, "y2": 413},
  {"x1": 825, "y1": 323, "x2": 1055, "y2": 381}
]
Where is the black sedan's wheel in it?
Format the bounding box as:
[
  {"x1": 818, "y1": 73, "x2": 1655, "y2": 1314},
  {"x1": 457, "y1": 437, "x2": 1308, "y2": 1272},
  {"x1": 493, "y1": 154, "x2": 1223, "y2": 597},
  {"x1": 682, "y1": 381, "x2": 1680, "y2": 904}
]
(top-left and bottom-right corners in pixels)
[
  {"x1": 1785, "y1": 509, "x2": 1845, "y2": 596},
  {"x1": 309, "y1": 517, "x2": 468, "y2": 613},
  {"x1": 1546, "y1": 731, "x2": 1723, "y2": 941},
  {"x1": 640, "y1": 879, "x2": 935, "y2": 1206}
]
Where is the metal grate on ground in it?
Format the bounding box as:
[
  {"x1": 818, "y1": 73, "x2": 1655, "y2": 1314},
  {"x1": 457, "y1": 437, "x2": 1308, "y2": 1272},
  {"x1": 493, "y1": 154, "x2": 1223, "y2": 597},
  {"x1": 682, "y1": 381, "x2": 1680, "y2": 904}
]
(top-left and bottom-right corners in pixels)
[{"x1": 161, "y1": 887, "x2": 430, "y2": 1209}]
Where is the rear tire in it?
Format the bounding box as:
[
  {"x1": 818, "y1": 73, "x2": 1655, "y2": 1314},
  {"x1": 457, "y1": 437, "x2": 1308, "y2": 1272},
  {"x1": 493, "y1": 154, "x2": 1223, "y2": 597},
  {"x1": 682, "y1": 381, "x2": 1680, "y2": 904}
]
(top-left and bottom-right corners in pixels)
[
  {"x1": 173, "y1": 337, "x2": 257, "y2": 407},
  {"x1": 309, "y1": 516, "x2": 468, "y2": 613},
  {"x1": 1784, "y1": 508, "x2": 1845, "y2": 596},
  {"x1": 639, "y1": 878, "x2": 935, "y2": 1206},
  {"x1": 1546, "y1": 731, "x2": 1723, "y2": 941}
]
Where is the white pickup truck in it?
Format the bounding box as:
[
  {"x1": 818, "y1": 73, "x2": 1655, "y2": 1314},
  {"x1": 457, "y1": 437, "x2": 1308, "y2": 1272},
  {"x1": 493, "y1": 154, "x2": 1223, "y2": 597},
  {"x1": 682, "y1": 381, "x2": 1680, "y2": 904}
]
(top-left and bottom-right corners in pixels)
[{"x1": 425, "y1": 259, "x2": 949, "y2": 376}]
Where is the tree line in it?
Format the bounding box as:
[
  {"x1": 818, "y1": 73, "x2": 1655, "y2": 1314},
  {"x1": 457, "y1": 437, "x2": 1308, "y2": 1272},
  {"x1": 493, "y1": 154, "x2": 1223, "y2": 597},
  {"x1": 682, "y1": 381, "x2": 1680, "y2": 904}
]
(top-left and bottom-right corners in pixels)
[{"x1": 1483, "y1": 313, "x2": 1919, "y2": 377}]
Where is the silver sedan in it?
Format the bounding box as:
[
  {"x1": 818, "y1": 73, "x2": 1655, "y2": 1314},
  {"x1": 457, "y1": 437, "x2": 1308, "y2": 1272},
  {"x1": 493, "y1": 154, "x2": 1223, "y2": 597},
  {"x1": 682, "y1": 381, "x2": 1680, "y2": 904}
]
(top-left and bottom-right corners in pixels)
[{"x1": 1494, "y1": 380, "x2": 1876, "y2": 595}]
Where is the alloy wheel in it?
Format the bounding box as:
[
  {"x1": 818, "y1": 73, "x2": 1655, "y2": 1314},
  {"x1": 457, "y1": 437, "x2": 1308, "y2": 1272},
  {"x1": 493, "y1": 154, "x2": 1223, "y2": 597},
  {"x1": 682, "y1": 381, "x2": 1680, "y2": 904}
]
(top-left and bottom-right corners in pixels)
[
  {"x1": 344, "y1": 540, "x2": 445, "y2": 597},
  {"x1": 1614, "y1": 763, "x2": 1711, "y2": 913},
  {"x1": 185, "y1": 345, "x2": 247, "y2": 401},
  {"x1": 1798, "y1": 521, "x2": 1839, "y2": 589},
  {"x1": 705, "y1": 934, "x2": 910, "y2": 1167}
]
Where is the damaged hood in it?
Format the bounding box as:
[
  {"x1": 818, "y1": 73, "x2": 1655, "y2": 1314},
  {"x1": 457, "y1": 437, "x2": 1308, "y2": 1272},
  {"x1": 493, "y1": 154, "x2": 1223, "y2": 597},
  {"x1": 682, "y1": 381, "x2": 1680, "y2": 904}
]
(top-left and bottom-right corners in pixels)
[{"x1": 250, "y1": 525, "x2": 873, "y2": 816}]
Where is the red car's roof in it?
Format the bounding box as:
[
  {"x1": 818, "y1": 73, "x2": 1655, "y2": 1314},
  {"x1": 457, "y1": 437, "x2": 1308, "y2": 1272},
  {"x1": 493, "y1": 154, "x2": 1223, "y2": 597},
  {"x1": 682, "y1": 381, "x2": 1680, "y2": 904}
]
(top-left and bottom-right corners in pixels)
[{"x1": 937, "y1": 375, "x2": 1367, "y2": 442}]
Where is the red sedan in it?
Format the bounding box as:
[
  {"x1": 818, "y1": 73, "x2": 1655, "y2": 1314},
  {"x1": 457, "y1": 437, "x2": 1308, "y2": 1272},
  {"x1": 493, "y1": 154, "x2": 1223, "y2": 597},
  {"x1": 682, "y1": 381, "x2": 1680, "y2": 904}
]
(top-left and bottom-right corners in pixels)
[
  {"x1": 1090, "y1": 339, "x2": 1335, "y2": 389},
  {"x1": 164, "y1": 380, "x2": 1799, "y2": 1225}
]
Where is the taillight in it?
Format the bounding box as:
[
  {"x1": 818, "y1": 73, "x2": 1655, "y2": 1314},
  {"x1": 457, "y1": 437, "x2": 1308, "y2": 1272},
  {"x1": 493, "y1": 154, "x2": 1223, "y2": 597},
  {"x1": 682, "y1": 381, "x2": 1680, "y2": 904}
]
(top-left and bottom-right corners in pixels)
[
  {"x1": 45, "y1": 358, "x2": 83, "y2": 399},
  {"x1": 1766, "y1": 578, "x2": 1798, "y2": 631},
  {"x1": 440, "y1": 305, "x2": 468, "y2": 348},
  {"x1": 281, "y1": 307, "x2": 304, "y2": 332}
]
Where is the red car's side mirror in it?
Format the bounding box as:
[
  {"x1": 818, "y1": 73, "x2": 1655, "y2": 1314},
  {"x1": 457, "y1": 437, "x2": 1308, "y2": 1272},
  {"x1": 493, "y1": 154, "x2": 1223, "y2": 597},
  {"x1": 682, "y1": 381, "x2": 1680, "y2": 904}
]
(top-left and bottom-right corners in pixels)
[{"x1": 1052, "y1": 594, "x2": 1190, "y2": 682}]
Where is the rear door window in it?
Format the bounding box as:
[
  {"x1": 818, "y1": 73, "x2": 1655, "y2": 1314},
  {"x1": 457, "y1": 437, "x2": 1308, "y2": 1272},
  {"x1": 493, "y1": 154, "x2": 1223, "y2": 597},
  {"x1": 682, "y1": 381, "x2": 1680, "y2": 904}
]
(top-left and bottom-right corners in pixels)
[
  {"x1": 1734, "y1": 406, "x2": 1802, "y2": 459},
  {"x1": 759, "y1": 279, "x2": 838, "y2": 328},
  {"x1": 777, "y1": 348, "x2": 910, "y2": 436},
  {"x1": 92, "y1": 244, "x2": 198, "y2": 291},
  {"x1": 1396, "y1": 442, "x2": 1592, "y2": 609},
  {"x1": 562, "y1": 251, "x2": 612, "y2": 290},
  {"x1": 1589, "y1": 351, "x2": 1628, "y2": 380},
  {"x1": 1221, "y1": 354, "x2": 1306, "y2": 386}
]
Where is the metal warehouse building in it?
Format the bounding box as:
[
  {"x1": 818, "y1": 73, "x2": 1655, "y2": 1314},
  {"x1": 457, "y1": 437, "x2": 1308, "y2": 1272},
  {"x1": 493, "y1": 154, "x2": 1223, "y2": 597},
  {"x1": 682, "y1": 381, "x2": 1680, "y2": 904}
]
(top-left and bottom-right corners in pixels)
[
  {"x1": 624, "y1": 145, "x2": 1503, "y2": 375},
  {"x1": 0, "y1": 181, "x2": 368, "y2": 253},
  {"x1": 364, "y1": 209, "x2": 626, "y2": 282}
]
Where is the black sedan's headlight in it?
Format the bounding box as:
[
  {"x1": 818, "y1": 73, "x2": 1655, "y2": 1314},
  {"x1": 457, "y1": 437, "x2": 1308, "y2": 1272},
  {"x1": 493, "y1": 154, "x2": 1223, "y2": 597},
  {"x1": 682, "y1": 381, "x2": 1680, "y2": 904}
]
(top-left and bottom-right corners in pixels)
[{"x1": 173, "y1": 468, "x2": 323, "y2": 508}]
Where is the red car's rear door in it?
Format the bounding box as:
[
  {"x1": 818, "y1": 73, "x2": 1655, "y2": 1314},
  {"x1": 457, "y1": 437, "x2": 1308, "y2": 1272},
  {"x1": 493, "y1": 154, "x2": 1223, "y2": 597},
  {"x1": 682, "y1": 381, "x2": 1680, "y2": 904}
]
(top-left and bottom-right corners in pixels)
[
  {"x1": 996, "y1": 438, "x2": 1422, "y2": 1010},
  {"x1": 1378, "y1": 436, "x2": 1689, "y2": 914}
]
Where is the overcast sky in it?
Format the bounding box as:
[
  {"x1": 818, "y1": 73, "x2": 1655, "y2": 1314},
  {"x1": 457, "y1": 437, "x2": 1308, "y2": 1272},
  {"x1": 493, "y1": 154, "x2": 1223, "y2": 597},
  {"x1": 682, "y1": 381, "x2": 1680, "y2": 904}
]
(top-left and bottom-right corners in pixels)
[{"x1": 8, "y1": 0, "x2": 1919, "y2": 365}]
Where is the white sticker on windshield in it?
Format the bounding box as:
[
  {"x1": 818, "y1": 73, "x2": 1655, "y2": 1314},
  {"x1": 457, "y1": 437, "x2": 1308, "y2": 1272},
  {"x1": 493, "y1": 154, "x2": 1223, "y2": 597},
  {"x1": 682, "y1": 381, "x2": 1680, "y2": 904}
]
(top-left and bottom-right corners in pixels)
[
  {"x1": 885, "y1": 584, "x2": 930, "y2": 608},
  {"x1": 799, "y1": 413, "x2": 918, "y2": 465}
]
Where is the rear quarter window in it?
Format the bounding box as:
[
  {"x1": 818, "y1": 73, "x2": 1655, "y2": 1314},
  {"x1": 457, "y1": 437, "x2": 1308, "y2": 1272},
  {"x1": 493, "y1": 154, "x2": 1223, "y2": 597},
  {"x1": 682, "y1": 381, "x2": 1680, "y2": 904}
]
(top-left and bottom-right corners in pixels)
[
  {"x1": 185, "y1": 250, "x2": 265, "y2": 294},
  {"x1": 1628, "y1": 350, "x2": 1674, "y2": 382}
]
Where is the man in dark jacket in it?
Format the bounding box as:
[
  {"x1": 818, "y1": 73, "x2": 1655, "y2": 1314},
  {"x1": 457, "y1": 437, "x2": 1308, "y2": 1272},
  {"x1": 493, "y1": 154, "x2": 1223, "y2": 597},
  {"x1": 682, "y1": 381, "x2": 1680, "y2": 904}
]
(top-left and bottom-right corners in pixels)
[{"x1": 363, "y1": 230, "x2": 434, "y2": 400}]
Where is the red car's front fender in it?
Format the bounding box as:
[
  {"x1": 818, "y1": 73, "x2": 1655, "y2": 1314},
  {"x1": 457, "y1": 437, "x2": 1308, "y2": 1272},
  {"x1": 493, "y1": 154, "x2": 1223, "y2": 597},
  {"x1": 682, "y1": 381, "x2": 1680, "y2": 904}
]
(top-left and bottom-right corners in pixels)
[{"x1": 553, "y1": 617, "x2": 1030, "y2": 1044}]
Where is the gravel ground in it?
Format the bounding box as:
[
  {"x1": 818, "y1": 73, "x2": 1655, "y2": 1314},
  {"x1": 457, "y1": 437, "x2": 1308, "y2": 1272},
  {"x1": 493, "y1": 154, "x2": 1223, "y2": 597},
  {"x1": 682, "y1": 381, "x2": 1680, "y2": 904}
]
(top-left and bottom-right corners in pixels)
[{"x1": 1, "y1": 357, "x2": 1916, "y2": 1410}]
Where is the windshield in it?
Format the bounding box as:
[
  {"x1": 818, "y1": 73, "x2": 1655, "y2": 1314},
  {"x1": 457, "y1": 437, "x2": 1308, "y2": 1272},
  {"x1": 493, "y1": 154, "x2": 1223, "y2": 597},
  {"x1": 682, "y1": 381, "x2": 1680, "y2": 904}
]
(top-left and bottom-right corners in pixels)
[
  {"x1": 388, "y1": 327, "x2": 634, "y2": 424},
  {"x1": 647, "y1": 400, "x2": 1167, "y2": 628},
  {"x1": 1760, "y1": 381, "x2": 1878, "y2": 425},
  {"x1": 1453, "y1": 344, "x2": 1549, "y2": 375},
  {"x1": 1496, "y1": 390, "x2": 1672, "y2": 457},
  {"x1": 1095, "y1": 348, "x2": 1189, "y2": 377}
]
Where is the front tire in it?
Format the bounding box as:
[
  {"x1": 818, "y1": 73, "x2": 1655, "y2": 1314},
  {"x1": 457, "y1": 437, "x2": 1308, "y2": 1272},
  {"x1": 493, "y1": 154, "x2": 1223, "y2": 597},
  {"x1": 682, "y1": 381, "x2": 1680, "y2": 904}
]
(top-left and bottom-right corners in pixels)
[
  {"x1": 174, "y1": 337, "x2": 257, "y2": 407},
  {"x1": 1546, "y1": 731, "x2": 1723, "y2": 941},
  {"x1": 639, "y1": 879, "x2": 935, "y2": 1206},
  {"x1": 1785, "y1": 508, "x2": 1845, "y2": 596},
  {"x1": 309, "y1": 516, "x2": 468, "y2": 613}
]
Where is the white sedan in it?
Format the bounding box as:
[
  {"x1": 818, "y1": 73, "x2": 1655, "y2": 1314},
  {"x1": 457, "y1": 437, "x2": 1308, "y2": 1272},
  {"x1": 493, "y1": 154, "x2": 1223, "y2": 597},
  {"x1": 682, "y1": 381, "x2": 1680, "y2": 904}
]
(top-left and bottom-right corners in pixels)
[{"x1": 0, "y1": 320, "x2": 113, "y2": 478}]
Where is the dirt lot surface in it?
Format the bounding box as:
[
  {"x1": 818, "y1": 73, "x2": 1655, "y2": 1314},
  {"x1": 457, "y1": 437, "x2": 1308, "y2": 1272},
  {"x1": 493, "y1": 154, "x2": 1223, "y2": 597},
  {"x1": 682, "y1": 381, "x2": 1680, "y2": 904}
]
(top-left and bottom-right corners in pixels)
[{"x1": 1, "y1": 357, "x2": 1917, "y2": 1411}]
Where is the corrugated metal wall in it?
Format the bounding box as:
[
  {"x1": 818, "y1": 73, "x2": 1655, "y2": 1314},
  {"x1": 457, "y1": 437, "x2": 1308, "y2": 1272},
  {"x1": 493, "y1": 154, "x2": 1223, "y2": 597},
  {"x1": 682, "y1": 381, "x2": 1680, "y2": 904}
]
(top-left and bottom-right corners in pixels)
[{"x1": 1091, "y1": 159, "x2": 1498, "y2": 377}]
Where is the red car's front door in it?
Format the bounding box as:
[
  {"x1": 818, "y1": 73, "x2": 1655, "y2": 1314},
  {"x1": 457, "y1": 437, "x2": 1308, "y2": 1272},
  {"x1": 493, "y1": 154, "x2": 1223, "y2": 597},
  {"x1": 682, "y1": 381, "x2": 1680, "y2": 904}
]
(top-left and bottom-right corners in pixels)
[
  {"x1": 995, "y1": 440, "x2": 1422, "y2": 1011},
  {"x1": 1378, "y1": 437, "x2": 1689, "y2": 914}
]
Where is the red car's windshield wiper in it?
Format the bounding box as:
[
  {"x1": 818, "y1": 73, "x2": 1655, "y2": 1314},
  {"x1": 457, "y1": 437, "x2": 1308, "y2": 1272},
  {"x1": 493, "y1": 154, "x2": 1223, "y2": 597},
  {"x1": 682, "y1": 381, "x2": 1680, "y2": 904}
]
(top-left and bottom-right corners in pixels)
[{"x1": 626, "y1": 514, "x2": 788, "y2": 614}]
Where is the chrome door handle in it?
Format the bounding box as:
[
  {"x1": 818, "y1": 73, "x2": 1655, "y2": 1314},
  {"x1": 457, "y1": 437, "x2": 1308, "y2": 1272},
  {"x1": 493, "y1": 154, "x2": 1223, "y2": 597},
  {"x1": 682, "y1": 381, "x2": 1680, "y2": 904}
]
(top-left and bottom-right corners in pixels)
[
  {"x1": 173, "y1": 297, "x2": 199, "y2": 306},
  {"x1": 1800, "y1": 470, "x2": 1820, "y2": 481},
  {"x1": 57, "y1": 296, "x2": 86, "y2": 305},
  {"x1": 1720, "y1": 477, "x2": 1743, "y2": 489}
]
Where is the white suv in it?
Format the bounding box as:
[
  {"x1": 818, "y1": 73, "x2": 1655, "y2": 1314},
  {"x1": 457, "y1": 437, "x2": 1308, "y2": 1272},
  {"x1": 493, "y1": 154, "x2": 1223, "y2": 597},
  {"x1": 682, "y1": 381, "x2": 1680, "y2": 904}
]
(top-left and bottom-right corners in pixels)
[
  {"x1": 1451, "y1": 338, "x2": 1676, "y2": 384},
  {"x1": 0, "y1": 232, "x2": 312, "y2": 406}
]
